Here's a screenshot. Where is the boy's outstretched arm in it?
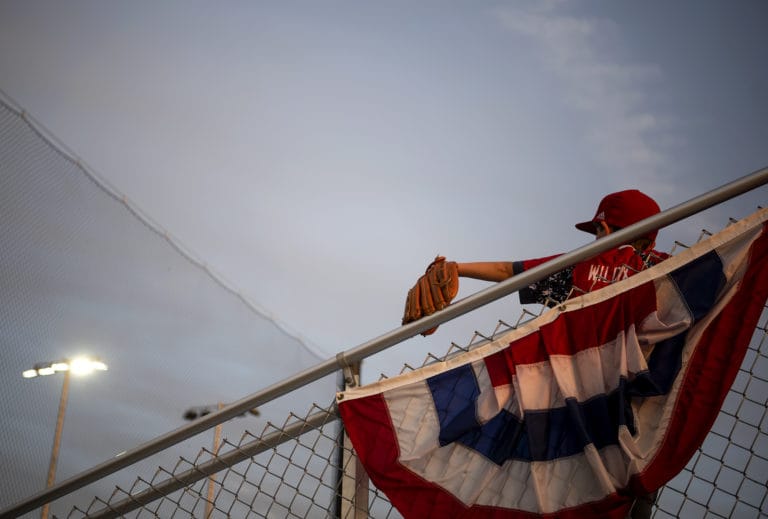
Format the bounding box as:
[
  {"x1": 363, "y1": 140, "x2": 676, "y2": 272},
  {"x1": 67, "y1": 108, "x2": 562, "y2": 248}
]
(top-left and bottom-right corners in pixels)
[{"x1": 457, "y1": 261, "x2": 514, "y2": 282}]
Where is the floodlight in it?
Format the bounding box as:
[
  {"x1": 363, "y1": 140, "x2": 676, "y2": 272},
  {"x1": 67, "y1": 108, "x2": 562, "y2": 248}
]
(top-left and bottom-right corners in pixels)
[{"x1": 70, "y1": 357, "x2": 98, "y2": 376}]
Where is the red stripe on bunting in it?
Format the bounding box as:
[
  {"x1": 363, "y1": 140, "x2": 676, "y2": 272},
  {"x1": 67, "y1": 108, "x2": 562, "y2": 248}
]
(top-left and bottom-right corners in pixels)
[
  {"x1": 540, "y1": 280, "x2": 657, "y2": 357},
  {"x1": 485, "y1": 279, "x2": 657, "y2": 389},
  {"x1": 339, "y1": 393, "x2": 468, "y2": 517}
]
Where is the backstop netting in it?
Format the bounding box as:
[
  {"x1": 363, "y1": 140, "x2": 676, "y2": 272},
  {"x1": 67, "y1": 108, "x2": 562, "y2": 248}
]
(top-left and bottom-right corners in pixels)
[
  {"x1": 1, "y1": 93, "x2": 766, "y2": 518},
  {"x1": 0, "y1": 94, "x2": 335, "y2": 517}
]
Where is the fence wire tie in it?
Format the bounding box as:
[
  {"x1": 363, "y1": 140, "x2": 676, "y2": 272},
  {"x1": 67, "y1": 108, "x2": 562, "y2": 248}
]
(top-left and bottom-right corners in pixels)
[
  {"x1": 472, "y1": 330, "x2": 492, "y2": 343},
  {"x1": 423, "y1": 352, "x2": 443, "y2": 366},
  {"x1": 697, "y1": 228, "x2": 714, "y2": 243},
  {"x1": 448, "y1": 342, "x2": 469, "y2": 355},
  {"x1": 515, "y1": 308, "x2": 538, "y2": 327},
  {"x1": 670, "y1": 240, "x2": 691, "y2": 256},
  {"x1": 495, "y1": 319, "x2": 514, "y2": 333},
  {"x1": 466, "y1": 331, "x2": 488, "y2": 348}
]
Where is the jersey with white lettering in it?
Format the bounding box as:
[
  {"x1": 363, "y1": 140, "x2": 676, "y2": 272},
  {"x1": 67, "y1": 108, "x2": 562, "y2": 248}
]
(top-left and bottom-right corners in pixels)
[{"x1": 513, "y1": 246, "x2": 669, "y2": 306}]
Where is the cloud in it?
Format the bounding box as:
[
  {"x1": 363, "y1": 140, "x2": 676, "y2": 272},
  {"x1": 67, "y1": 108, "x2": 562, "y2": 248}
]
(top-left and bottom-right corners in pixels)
[{"x1": 493, "y1": 3, "x2": 671, "y2": 185}]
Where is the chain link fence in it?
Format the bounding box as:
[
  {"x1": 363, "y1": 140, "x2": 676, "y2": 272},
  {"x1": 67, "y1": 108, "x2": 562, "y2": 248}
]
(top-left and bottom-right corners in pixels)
[
  {"x1": 58, "y1": 294, "x2": 766, "y2": 518},
  {"x1": 1, "y1": 91, "x2": 766, "y2": 518}
]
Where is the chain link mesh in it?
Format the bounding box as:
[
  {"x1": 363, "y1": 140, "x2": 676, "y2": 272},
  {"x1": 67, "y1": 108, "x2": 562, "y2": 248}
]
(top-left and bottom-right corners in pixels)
[{"x1": 57, "y1": 296, "x2": 767, "y2": 519}]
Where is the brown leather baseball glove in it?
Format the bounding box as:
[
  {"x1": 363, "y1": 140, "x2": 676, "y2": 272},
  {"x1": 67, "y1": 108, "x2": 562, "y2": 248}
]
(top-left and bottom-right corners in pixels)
[{"x1": 402, "y1": 256, "x2": 460, "y2": 336}]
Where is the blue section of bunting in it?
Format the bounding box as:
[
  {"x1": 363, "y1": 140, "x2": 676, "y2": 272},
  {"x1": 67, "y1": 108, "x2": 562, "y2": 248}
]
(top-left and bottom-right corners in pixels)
[
  {"x1": 630, "y1": 249, "x2": 725, "y2": 397},
  {"x1": 454, "y1": 409, "x2": 531, "y2": 463},
  {"x1": 427, "y1": 364, "x2": 481, "y2": 446},
  {"x1": 526, "y1": 388, "x2": 629, "y2": 462},
  {"x1": 428, "y1": 365, "x2": 632, "y2": 465},
  {"x1": 669, "y1": 250, "x2": 726, "y2": 322}
]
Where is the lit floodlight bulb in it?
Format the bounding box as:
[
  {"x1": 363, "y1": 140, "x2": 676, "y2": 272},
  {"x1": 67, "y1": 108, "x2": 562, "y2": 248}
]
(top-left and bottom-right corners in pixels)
[
  {"x1": 38, "y1": 366, "x2": 56, "y2": 376},
  {"x1": 92, "y1": 361, "x2": 108, "y2": 371},
  {"x1": 51, "y1": 362, "x2": 70, "y2": 372},
  {"x1": 69, "y1": 357, "x2": 96, "y2": 376},
  {"x1": 22, "y1": 369, "x2": 38, "y2": 378}
]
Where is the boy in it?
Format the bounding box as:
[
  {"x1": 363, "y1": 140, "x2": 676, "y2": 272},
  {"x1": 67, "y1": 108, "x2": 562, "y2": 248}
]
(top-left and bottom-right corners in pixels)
[
  {"x1": 404, "y1": 189, "x2": 666, "y2": 519},
  {"x1": 457, "y1": 189, "x2": 668, "y2": 306}
]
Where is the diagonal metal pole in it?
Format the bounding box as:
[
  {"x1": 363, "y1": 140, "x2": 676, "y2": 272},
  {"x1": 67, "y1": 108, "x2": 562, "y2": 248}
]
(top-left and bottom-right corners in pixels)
[{"x1": 2, "y1": 166, "x2": 767, "y2": 519}]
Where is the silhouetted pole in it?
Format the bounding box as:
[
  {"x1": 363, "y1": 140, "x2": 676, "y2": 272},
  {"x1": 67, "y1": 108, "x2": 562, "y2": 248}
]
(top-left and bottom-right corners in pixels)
[
  {"x1": 206, "y1": 402, "x2": 224, "y2": 519},
  {"x1": 41, "y1": 369, "x2": 70, "y2": 519}
]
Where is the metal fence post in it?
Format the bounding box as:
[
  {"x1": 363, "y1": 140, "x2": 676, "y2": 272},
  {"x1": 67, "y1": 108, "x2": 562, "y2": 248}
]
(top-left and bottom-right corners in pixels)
[{"x1": 338, "y1": 359, "x2": 368, "y2": 519}]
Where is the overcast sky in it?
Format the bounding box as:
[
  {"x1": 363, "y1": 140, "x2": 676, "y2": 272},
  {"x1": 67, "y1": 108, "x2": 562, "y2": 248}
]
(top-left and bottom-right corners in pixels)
[
  {"x1": 2, "y1": 1, "x2": 767, "y2": 351},
  {"x1": 1, "y1": 0, "x2": 767, "y2": 514}
]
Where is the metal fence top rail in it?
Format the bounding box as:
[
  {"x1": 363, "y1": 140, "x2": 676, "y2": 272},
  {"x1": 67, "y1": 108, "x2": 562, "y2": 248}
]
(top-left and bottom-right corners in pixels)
[{"x1": 2, "y1": 166, "x2": 767, "y2": 518}]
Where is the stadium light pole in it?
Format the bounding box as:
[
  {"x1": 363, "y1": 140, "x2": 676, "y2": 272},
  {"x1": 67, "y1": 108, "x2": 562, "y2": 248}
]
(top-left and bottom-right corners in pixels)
[
  {"x1": 23, "y1": 356, "x2": 108, "y2": 519},
  {"x1": 183, "y1": 403, "x2": 260, "y2": 519}
]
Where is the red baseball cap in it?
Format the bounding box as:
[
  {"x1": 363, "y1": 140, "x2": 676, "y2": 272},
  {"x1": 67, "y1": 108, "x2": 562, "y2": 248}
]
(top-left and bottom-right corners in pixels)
[{"x1": 575, "y1": 189, "x2": 661, "y2": 241}]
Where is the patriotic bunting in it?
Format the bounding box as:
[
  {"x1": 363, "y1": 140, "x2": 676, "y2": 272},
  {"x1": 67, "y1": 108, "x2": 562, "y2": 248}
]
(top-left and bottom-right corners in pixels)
[{"x1": 338, "y1": 208, "x2": 768, "y2": 518}]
